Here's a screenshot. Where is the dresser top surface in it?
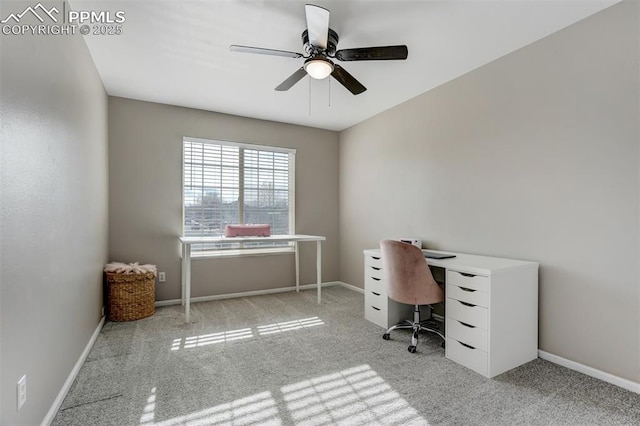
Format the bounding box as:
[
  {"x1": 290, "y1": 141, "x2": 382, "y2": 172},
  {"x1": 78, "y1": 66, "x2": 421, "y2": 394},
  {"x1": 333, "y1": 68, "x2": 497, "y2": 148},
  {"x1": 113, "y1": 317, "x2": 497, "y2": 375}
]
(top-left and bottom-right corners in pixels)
[{"x1": 363, "y1": 248, "x2": 538, "y2": 275}]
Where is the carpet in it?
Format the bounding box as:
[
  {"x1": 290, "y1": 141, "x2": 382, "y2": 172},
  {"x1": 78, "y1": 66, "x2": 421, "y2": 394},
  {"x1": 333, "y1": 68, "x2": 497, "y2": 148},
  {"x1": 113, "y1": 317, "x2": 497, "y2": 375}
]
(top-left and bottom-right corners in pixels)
[{"x1": 52, "y1": 286, "x2": 640, "y2": 425}]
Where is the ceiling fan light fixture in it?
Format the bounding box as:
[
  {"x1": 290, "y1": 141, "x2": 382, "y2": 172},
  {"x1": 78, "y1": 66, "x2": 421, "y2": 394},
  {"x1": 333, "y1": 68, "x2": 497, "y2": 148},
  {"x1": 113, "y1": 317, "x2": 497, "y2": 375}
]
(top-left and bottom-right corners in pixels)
[{"x1": 304, "y1": 57, "x2": 334, "y2": 79}]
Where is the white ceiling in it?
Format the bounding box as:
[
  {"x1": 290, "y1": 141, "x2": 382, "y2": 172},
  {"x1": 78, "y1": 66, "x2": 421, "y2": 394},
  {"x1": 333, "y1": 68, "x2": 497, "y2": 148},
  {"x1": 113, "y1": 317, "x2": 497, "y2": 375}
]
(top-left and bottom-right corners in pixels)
[{"x1": 73, "y1": 0, "x2": 620, "y2": 131}]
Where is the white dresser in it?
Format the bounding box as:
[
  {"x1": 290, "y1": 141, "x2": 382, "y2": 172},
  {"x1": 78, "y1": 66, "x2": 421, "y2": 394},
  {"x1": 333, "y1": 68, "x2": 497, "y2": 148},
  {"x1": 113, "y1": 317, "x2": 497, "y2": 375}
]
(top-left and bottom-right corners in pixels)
[
  {"x1": 363, "y1": 248, "x2": 539, "y2": 378},
  {"x1": 363, "y1": 251, "x2": 414, "y2": 329}
]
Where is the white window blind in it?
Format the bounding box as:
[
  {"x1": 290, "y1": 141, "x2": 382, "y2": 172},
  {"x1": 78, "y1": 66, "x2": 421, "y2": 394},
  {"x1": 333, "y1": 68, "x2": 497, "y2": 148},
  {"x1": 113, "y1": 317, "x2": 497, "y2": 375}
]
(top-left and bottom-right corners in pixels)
[{"x1": 183, "y1": 137, "x2": 295, "y2": 255}]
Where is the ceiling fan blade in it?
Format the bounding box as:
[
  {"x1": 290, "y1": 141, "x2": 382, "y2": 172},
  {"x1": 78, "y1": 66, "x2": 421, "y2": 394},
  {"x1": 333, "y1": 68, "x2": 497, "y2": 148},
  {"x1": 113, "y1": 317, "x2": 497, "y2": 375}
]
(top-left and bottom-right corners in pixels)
[
  {"x1": 335, "y1": 45, "x2": 408, "y2": 61},
  {"x1": 305, "y1": 4, "x2": 330, "y2": 49},
  {"x1": 331, "y1": 64, "x2": 366, "y2": 95},
  {"x1": 230, "y1": 45, "x2": 303, "y2": 59},
  {"x1": 275, "y1": 67, "x2": 307, "y2": 91}
]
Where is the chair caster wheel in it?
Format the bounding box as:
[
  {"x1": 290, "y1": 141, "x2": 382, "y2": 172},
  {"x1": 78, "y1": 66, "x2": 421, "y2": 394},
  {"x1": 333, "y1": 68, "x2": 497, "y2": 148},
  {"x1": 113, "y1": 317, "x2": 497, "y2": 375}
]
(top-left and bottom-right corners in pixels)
[
  {"x1": 382, "y1": 333, "x2": 390, "y2": 340},
  {"x1": 408, "y1": 346, "x2": 417, "y2": 353}
]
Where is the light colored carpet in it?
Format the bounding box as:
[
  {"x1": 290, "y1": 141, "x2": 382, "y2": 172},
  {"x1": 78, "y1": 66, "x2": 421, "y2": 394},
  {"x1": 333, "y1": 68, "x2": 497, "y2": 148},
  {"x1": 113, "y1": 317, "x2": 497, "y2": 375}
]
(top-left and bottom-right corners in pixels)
[{"x1": 53, "y1": 286, "x2": 640, "y2": 425}]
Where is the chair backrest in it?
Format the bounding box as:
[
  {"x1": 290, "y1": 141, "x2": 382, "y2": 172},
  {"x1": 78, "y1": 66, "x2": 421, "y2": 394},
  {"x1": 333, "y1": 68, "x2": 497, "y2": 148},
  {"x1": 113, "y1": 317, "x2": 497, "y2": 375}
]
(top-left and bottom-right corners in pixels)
[{"x1": 380, "y1": 239, "x2": 444, "y2": 306}]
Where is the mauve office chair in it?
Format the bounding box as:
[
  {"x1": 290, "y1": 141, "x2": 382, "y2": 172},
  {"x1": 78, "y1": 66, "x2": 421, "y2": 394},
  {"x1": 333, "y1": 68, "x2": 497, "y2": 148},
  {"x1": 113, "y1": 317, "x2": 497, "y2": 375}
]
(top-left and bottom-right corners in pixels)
[{"x1": 380, "y1": 239, "x2": 445, "y2": 353}]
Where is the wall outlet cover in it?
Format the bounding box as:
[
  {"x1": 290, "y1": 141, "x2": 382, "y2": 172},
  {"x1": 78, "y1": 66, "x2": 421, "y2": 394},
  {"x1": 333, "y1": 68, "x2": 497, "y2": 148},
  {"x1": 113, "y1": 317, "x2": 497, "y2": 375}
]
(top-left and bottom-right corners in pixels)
[{"x1": 17, "y1": 375, "x2": 26, "y2": 410}]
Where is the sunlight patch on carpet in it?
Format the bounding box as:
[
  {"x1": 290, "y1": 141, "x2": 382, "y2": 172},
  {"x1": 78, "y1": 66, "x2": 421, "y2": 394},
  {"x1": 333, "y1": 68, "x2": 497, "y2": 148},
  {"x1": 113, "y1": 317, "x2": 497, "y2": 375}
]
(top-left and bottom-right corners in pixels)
[
  {"x1": 170, "y1": 317, "x2": 325, "y2": 350},
  {"x1": 141, "y1": 390, "x2": 281, "y2": 426},
  {"x1": 281, "y1": 364, "x2": 428, "y2": 425},
  {"x1": 138, "y1": 364, "x2": 427, "y2": 425},
  {"x1": 257, "y1": 317, "x2": 325, "y2": 335},
  {"x1": 171, "y1": 328, "x2": 254, "y2": 351}
]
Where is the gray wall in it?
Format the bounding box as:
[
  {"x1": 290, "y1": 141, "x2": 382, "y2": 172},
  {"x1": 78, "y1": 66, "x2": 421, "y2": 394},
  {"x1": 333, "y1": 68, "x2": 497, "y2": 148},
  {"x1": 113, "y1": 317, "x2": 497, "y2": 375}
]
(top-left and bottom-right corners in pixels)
[
  {"x1": 108, "y1": 97, "x2": 339, "y2": 302},
  {"x1": 339, "y1": 1, "x2": 639, "y2": 382},
  {"x1": 0, "y1": 2, "x2": 109, "y2": 424}
]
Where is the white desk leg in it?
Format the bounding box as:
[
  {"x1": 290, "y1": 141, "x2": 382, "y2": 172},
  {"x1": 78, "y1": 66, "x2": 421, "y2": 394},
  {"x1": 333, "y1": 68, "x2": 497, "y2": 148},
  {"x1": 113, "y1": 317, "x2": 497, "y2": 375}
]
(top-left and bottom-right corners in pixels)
[
  {"x1": 181, "y1": 243, "x2": 186, "y2": 306},
  {"x1": 184, "y1": 244, "x2": 191, "y2": 323},
  {"x1": 316, "y1": 240, "x2": 322, "y2": 304},
  {"x1": 295, "y1": 241, "x2": 300, "y2": 292}
]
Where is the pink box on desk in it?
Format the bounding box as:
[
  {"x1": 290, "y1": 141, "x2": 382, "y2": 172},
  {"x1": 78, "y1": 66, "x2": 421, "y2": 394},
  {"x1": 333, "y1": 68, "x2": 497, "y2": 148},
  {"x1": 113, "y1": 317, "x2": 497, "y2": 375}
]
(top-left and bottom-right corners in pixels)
[{"x1": 224, "y1": 224, "x2": 271, "y2": 237}]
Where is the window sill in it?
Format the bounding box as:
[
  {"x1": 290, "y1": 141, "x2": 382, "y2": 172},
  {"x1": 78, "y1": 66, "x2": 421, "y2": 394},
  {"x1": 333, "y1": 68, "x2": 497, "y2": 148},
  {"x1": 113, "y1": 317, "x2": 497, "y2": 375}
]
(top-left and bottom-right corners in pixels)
[{"x1": 190, "y1": 246, "x2": 295, "y2": 259}]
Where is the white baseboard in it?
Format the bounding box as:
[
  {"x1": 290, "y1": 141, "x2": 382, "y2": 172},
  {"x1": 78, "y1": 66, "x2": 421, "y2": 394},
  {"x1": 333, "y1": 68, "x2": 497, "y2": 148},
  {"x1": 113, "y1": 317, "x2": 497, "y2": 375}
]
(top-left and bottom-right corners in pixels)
[
  {"x1": 337, "y1": 281, "x2": 364, "y2": 294},
  {"x1": 538, "y1": 350, "x2": 640, "y2": 394},
  {"x1": 155, "y1": 281, "x2": 346, "y2": 307},
  {"x1": 41, "y1": 316, "x2": 105, "y2": 426}
]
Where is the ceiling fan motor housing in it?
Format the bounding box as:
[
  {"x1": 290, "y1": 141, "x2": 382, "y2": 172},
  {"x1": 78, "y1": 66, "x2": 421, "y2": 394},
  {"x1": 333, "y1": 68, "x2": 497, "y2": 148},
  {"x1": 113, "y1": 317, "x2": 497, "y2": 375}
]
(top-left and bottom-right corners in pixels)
[{"x1": 302, "y1": 28, "x2": 339, "y2": 56}]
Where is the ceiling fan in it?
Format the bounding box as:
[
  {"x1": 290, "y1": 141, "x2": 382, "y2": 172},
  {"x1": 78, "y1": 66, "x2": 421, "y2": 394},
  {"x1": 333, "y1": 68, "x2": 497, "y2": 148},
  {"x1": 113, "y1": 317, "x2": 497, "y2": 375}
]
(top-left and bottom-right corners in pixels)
[{"x1": 229, "y1": 4, "x2": 408, "y2": 95}]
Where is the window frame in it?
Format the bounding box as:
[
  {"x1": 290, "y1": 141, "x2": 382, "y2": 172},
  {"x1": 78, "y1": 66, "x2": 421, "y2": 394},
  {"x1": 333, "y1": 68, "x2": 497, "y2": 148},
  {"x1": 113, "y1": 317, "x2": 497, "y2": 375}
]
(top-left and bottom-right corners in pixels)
[{"x1": 182, "y1": 136, "x2": 296, "y2": 258}]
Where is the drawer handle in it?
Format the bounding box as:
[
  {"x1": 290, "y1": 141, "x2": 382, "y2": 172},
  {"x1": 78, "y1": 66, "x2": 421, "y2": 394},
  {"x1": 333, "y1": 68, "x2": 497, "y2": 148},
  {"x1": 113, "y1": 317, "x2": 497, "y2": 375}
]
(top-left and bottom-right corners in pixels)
[
  {"x1": 372, "y1": 292, "x2": 380, "y2": 296},
  {"x1": 459, "y1": 286, "x2": 476, "y2": 293},
  {"x1": 458, "y1": 321, "x2": 476, "y2": 328},
  {"x1": 372, "y1": 256, "x2": 381, "y2": 260},
  {"x1": 459, "y1": 341, "x2": 476, "y2": 350},
  {"x1": 371, "y1": 267, "x2": 381, "y2": 271},
  {"x1": 371, "y1": 277, "x2": 380, "y2": 281},
  {"x1": 459, "y1": 272, "x2": 476, "y2": 278},
  {"x1": 459, "y1": 301, "x2": 476, "y2": 307},
  {"x1": 371, "y1": 306, "x2": 381, "y2": 311}
]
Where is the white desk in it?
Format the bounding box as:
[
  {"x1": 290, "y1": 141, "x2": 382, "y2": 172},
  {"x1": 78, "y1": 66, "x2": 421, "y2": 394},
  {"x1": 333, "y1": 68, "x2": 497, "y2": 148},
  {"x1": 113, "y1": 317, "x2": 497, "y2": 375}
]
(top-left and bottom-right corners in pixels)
[
  {"x1": 180, "y1": 235, "x2": 325, "y2": 323},
  {"x1": 363, "y1": 248, "x2": 539, "y2": 378}
]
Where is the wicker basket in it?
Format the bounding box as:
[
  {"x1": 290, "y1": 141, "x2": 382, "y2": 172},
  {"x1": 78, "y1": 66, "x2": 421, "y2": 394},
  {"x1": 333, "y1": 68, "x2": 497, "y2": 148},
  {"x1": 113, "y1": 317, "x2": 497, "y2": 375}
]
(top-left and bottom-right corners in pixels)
[{"x1": 106, "y1": 271, "x2": 155, "y2": 321}]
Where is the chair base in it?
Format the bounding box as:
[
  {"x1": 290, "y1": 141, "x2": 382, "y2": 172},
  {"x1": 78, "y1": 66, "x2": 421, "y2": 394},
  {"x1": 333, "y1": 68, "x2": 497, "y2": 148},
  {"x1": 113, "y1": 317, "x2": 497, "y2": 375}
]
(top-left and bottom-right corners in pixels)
[{"x1": 382, "y1": 304, "x2": 445, "y2": 353}]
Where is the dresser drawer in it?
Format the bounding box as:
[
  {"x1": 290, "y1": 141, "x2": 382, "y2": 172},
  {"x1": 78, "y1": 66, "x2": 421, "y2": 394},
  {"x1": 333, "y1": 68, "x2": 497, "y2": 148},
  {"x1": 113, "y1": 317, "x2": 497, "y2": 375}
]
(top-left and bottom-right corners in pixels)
[
  {"x1": 364, "y1": 275, "x2": 385, "y2": 295},
  {"x1": 365, "y1": 288, "x2": 387, "y2": 311},
  {"x1": 446, "y1": 338, "x2": 488, "y2": 376},
  {"x1": 364, "y1": 255, "x2": 383, "y2": 269},
  {"x1": 446, "y1": 318, "x2": 488, "y2": 352},
  {"x1": 365, "y1": 265, "x2": 384, "y2": 280},
  {"x1": 446, "y1": 298, "x2": 488, "y2": 329},
  {"x1": 446, "y1": 284, "x2": 488, "y2": 308},
  {"x1": 364, "y1": 304, "x2": 387, "y2": 328},
  {"x1": 447, "y1": 270, "x2": 489, "y2": 292}
]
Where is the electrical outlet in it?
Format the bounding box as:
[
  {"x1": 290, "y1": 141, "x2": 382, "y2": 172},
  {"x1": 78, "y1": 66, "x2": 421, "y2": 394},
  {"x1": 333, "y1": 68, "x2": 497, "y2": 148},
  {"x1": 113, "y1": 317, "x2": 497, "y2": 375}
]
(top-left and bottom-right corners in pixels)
[
  {"x1": 17, "y1": 375, "x2": 26, "y2": 410},
  {"x1": 158, "y1": 272, "x2": 166, "y2": 282}
]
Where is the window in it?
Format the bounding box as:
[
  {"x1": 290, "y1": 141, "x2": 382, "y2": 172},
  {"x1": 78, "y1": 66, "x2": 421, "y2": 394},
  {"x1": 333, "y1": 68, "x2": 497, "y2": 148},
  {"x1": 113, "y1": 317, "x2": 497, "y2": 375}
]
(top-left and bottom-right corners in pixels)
[{"x1": 183, "y1": 137, "x2": 295, "y2": 256}]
